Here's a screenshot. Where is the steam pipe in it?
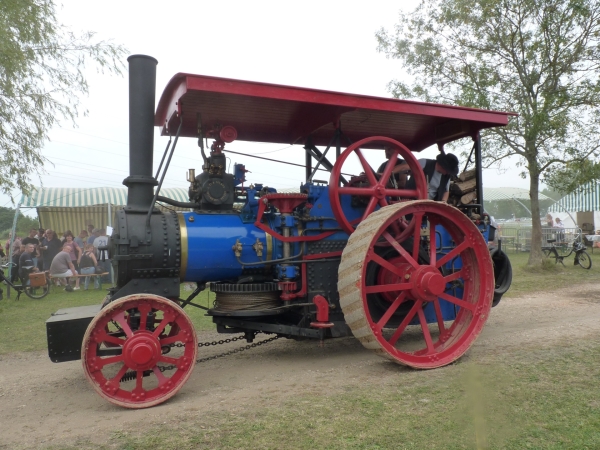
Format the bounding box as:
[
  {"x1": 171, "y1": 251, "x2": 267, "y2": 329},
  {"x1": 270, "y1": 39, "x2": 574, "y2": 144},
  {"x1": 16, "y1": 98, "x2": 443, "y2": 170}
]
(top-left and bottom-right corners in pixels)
[
  {"x1": 123, "y1": 54, "x2": 159, "y2": 212},
  {"x1": 156, "y1": 195, "x2": 197, "y2": 209}
]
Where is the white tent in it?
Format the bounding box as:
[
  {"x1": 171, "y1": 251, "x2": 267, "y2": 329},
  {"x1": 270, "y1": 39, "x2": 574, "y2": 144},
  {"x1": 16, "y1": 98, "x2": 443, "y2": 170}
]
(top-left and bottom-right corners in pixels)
[{"x1": 548, "y1": 182, "x2": 600, "y2": 232}]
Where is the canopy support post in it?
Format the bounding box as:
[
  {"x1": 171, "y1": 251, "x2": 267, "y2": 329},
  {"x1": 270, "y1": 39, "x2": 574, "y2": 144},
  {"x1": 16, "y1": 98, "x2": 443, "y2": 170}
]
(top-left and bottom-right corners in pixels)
[{"x1": 7, "y1": 203, "x2": 21, "y2": 299}]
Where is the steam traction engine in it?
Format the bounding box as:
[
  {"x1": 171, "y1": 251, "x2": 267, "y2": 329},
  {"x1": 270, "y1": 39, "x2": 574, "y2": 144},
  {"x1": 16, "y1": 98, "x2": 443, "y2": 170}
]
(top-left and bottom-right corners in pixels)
[{"x1": 46, "y1": 55, "x2": 513, "y2": 408}]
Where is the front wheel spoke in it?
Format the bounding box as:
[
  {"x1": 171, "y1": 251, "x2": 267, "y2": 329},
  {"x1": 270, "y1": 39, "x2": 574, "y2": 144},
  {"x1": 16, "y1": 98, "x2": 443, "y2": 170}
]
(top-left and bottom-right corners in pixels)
[
  {"x1": 112, "y1": 312, "x2": 134, "y2": 338},
  {"x1": 382, "y1": 232, "x2": 419, "y2": 269},
  {"x1": 137, "y1": 305, "x2": 151, "y2": 331},
  {"x1": 96, "y1": 332, "x2": 125, "y2": 347},
  {"x1": 110, "y1": 364, "x2": 129, "y2": 383},
  {"x1": 159, "y1": 355, "x2": 180, "y2": 365},
  {"x1": 436, "y1": 240, "x2": 470, "y2": 268},
  {"x1": 152, "y1": 315, "x2": 171, "y2": 338},
  {"x1": 376, "y1": 292, "x2": 407, "y2": 329},
  {"x1": 152, "y1": 366, "x2": 169, "y2": 386},
  {"x1": 159, "y1": 334, "x2": 184, "y2": 346},
  {"x1": 388, "y1": 301, "x2": 421, "y2": 346},
  {"x1": 417, "y1": 308, "x2": 435, "y2": 354},
  {"x1": 439, "y1": 292, "x2": 475, "y2": 311},
  {"x1": 135, "y1": 370, "x2": 144, "y2": 391},
  {"x1": 365, "y1": 282, "x2": 412, "y2": 294},
  {"x1": 98, "y1": 354, "x2": 125, "y2": 368}
]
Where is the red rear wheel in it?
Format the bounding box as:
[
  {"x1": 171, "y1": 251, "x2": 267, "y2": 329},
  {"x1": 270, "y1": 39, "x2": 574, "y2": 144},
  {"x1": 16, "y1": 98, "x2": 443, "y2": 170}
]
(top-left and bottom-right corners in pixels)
[
  {"x1": 338, "y1": 200, "x2": 493, "y2": 368},
  {"x1": 82, "y1": 294, "x2": 197, "y2": 408},
  {"x1": 329, "y1": 136, "x2": 427, "y2": 235}
]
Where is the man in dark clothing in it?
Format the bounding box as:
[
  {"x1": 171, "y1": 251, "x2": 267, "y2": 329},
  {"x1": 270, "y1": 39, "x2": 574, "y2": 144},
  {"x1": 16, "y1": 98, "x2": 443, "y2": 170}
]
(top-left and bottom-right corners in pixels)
[
  {"x1": 18, "y1": 243, "x2": 39, "y2": 284},
  {"x1": 40, "y1": 229, "x2": 63, "y2": 272},
  {"x1": 392, "y1": 153, "x2": 459, "y2": 201},
  {"x1": 21, "y1": 228, "x2": 40, "y2": 268}
]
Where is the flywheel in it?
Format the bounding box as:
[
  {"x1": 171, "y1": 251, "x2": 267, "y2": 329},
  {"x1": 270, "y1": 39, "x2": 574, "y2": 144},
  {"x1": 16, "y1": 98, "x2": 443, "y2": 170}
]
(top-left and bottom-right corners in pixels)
[{"x1": 338, "y1": 200, "x2": 494, "y2": 369}]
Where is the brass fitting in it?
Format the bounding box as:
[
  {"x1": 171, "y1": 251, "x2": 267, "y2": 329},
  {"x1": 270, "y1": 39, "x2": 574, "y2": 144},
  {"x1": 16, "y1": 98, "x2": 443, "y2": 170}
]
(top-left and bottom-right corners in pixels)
[
  {"x1": 252, "y1": 238, "x2": 264, "y2": 257},
  {"x1": 232, "y1": 239, "x2": 243, "y2": 257}
]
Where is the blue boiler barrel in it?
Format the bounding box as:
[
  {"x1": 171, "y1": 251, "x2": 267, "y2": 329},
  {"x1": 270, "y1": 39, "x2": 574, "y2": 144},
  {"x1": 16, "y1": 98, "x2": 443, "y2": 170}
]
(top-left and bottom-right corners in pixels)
[{"x1": 178, "y1": 212, "x2": 272, "y2": 283}]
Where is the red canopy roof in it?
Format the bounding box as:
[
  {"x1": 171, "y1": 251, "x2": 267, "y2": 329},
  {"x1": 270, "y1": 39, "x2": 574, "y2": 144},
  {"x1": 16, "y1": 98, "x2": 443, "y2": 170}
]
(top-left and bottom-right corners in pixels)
[{"x1": 155, "y1": 73, "x2": 514, "y2": 151}]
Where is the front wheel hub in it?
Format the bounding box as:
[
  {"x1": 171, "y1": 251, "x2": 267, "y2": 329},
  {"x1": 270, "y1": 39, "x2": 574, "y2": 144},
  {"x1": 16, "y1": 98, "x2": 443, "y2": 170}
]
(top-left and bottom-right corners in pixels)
[{"x1": 123, "y1": 332, "x2": 161, "y2": 371}]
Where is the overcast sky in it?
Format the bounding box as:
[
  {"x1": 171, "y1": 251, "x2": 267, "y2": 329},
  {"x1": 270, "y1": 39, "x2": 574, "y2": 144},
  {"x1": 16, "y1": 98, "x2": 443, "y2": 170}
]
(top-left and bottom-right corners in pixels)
[{"x1": 11, "y1": 0, "x2": 529, "y2": 215}]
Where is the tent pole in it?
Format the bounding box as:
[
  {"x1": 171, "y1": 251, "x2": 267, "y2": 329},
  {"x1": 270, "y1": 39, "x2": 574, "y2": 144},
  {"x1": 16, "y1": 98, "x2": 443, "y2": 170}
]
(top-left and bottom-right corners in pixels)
[
  {"x1": 7, "y1": 203, "x2": 21, "y2": 299},
  {"x1": 107, "y1": 203, "x2": 114, "y2": 285}
]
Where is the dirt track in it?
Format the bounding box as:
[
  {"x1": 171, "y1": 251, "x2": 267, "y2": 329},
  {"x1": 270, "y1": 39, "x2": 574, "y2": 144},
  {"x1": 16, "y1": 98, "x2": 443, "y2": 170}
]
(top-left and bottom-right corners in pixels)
[{"x1": 2, "y1": 284, "x2": 600, "y2": 449}]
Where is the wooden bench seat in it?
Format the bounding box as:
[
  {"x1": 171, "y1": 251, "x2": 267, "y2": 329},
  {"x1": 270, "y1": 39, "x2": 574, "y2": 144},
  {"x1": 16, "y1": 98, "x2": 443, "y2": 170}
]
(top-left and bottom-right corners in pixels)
[
  {"x1": 49, "y1": 272, "x2": 110, "y2": 289},
  {"x1": 49, "y1": 272, "x2": 109, "y2": 280}
]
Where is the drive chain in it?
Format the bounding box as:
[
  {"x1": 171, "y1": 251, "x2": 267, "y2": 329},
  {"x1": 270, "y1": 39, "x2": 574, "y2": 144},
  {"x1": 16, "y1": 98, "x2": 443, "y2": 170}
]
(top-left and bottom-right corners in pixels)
[{"x1": 158, "y1": 333, "x2": 280, "y2": 372}]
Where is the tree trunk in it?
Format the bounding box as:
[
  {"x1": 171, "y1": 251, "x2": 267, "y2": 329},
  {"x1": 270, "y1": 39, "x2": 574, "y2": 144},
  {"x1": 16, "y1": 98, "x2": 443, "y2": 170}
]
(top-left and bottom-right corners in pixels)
[{"x1": 527, "y1": 173, "x2": 543, "y2": 266}]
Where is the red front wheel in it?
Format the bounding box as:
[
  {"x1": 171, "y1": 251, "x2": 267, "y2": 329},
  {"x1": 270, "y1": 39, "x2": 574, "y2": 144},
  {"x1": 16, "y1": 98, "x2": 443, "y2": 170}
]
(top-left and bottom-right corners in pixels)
[{"x1": 82, "y1": 294, "x2": 198, "y2": 408}]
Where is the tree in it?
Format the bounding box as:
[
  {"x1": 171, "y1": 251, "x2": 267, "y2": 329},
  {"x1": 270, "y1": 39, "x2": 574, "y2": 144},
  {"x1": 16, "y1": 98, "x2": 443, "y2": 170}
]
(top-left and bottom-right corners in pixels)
[
  {"x1": 0, "y1": 0, "x2": 127, "y2": 200},
  {"x1": 376, "y1": 0, "x2": 600, "y2": 265},
  {"x1": 0, "y1": 205, "x2": 39, "y2": 239}
]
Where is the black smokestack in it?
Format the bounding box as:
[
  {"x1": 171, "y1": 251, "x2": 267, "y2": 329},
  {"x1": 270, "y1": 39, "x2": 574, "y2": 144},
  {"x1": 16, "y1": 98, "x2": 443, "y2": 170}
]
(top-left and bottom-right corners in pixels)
[{"x1": 123, "y1": 54, "x2": 158, "y2": 211}]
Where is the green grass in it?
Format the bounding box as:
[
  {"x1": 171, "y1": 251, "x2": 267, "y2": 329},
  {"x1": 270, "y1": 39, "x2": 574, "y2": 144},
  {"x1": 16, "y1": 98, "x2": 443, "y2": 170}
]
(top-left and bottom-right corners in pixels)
[
  {"x1": 504, "y1": 249, "x2": 600, "y2": 298},
  {"x1": 65, "y1": 340, "x2": 600, "y2": 450},
  {"x1": 0, "y1": 284, "x2": 215, "y2": 355}
]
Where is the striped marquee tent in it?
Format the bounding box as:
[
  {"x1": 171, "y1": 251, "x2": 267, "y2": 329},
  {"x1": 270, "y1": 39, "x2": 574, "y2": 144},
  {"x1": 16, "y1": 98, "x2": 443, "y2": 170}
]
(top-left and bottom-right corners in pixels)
[
  {"x1": 18, "y1": 187, "x2": 190, "y2": 235},
  {"x1": 548, "y1": 182, "x2": 600, "y2": 213},
  {"x1": 548, "y1": 181, "x2": 600, "y2": 231}
]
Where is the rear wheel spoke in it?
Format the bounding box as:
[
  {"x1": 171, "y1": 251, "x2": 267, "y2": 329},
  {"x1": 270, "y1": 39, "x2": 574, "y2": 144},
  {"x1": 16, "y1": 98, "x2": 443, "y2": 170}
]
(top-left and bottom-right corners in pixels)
[
  {"x1": 368, "y1": 252, "x2": 408, "y2": 278},
  {"x1": 432, "y1": 299, "x2": 446, "y2": 335},
  {"x1": 417, "y1": 308, "x2": 435, "y2": 354},
  {"x1": 436, "y1": 241, "x2": 470, "y2": 268},
  {"x1": 439, "y1": 292, "x2": 476, "y2": 311},
  {"x1": 376, "y1": 292, "x2": 407, "y2": 330},
  {"x1": 389, "y1": 301, "x2": 421, "y2": 346},
  {"x1": 382, "y1": 232, "x2": 419, "y2": 269}
]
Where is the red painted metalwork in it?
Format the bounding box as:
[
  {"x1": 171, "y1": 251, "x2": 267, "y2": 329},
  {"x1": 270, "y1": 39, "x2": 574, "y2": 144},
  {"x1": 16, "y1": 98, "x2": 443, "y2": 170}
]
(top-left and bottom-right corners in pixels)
[
  {"x1": 254, "y1": 196, "x2": 335, "y2": 243},
  {"x1": 219, "y1": 125, "x2": 238, "y2": 143},
  {"x1": 263, "y1": 193, "x2": 308, "y2": 214},
  {"x1": 278, "y1": 263, "x2": 308, "y2": 301},
  {"x1": 329, "y1": 136, "x2": 428, "y2": 235},
  {"x1": 155, "y1": 73, "x2": 515, "y2": 150},
  {"x1": 81, "y1": 294, "x2": 198, "y2": 408},
  {"x1": 341, "y1": 200, "x2": 494, "y2": 369},
  {"x1": 310, "y1": 294, "x2": 334, "y2": 329}
]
